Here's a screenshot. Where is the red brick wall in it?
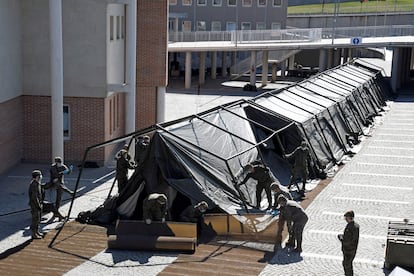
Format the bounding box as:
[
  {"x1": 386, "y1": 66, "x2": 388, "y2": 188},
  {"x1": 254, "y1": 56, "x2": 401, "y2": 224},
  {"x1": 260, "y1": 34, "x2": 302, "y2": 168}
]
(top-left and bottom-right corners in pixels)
[
  {"x1": 104, "y1": 93, "x2": 126, "y2": 161},
  {"x1": 136, "y1": 0, "x2": 167, "y2": 129},
  {"x1": 0, "y1": 97, "x2": 23, "y2": 174},
  {"x1": 22, "y1": 95, "x2": 106, "y2": 164}
]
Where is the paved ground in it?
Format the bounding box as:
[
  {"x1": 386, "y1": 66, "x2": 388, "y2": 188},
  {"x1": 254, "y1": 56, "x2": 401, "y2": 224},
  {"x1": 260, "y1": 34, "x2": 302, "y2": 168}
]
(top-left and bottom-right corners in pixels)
[{"x1": 0, "y1": 78, "x2": 413, "y2": 275}]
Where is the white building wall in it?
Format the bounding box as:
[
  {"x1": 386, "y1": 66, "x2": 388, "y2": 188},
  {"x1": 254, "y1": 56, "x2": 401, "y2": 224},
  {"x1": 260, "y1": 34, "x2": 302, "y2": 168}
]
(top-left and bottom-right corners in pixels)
[
  {"x1": 22, "y1": 0, "x2": 107, "y2": 98},
  {"x1": 107, "y1": 4, "x2": 125, "y2": 86},
  {"x1": 0, "y1": 0, "x2": 22, "y2": 103}
]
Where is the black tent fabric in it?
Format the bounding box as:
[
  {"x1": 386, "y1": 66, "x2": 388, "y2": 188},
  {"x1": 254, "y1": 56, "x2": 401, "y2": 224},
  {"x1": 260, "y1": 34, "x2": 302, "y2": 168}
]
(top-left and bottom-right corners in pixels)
[{"x1": 77, "y1": 60, "x2": 389, "y2": 229}]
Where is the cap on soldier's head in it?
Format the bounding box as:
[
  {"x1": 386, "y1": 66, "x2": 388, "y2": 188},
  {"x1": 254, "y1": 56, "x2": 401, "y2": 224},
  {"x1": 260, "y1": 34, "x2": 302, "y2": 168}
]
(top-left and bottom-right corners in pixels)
[
  {"x1": 54, "y1": 156, "x2": 62, "y2": 163},
  {"x1": 301, "y1": 141, "x2": 307, "y2": 147},
  {"x1": 277, "y1": 194, "x2": 287, "y2": 203},
  {"x1": 344, "y1": 210, "x2": 355, "y2": 218},
  {"x1": 32, "y1": 170, "x2": 42, "y2": 178},
  {"x1": 196, "y1": 201, "x2": 208, "y2": 208},
  {"x1": 157, "y1": 194, "x2": 167, "y2": 204}
]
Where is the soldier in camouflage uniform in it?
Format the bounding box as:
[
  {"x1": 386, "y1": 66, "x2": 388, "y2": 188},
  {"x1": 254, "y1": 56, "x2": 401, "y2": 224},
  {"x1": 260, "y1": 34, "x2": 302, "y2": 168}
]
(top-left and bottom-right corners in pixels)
[
  {"x1": 48, "y1": 156, "x2": 74, "y2": 209},
  {"x1": 115, "y1": 145, "x2": 137, "y2": 193},
  {"x1": 286, "y1": 141, "x2": 311, "y2": 197},
  {"x1": 239, "y1": 163, "x2": 273, "y2": 209},
  {"x1": 28, "y1": 170, "x2": 44, "y2": 239},
  {"x1": 142, "y1": 193, "x2": 168, "y2": 224},
  {"x1": 275, "y1": 195, "x2": 308, "y2": 253},
  {"x1": 338, "y1": 210, "x2": 359, "y2": 276},
  {"x1": 180, "y1": 201, "x2": 208, "y2": 235}
]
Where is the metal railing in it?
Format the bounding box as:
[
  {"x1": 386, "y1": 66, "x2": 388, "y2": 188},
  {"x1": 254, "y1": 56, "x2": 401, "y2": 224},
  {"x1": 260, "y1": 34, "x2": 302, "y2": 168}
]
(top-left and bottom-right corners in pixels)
[
  {"x1": 288, "y1": 4, "x2": 414, "y2": 15},
  {"x1": 169, "y1": 28, "x2": 322, "y2": 43},
  {"x1": 169, "y1": 25, "x2": 414, "y2": 44}
]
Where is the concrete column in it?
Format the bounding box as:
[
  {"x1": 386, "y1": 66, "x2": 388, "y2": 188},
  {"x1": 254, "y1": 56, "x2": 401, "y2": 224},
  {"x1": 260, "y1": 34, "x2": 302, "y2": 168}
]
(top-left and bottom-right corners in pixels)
[
  {"x1": 231, "y1": 52, "x2": 236, "y2": 67},
  {"x1": 327, "y1": 49, "x2": 333, "y2": 69},
  {"x1": 250, "y1": 50, "x2": 257, "y2": 86},
  {"x1": 156, "y1": 86, "x2": 166, "y2": 123},
  {"x1": 333, "y1": 48, "x2": 341, "y2": 67},
  {"x1": 319, "y1": 49, "x2": 327, "y2": 72},
  {"x1": 199, "y1": 52, "x2": 206, "y2": 85},
  {"x1": 348, "y1": 48, "x2": 354, "y2": 60},
  {"x1": 262, "y1": 50, "x2": 269, "y2": 86},
  {"x1": 288, "y1": 55, "x2": 295, "y2": 70},
  {"x1": 211, "y1": 51, "x2": 217, "y2": 80},
  {"x1": 185, "y1": 51, "x2": 192, "y2": 89},
  {"x1": 125, "y1": 0, "x2": 137, "y2": 134},
  {"x1": 49, "y1": 0, "x2": 64, "y2": 160},
  {"x1": 281, "y1": 60, "x2": 287, "y2": 77},
  {"x1": 391, "y1": 47, "x2": 401, "y2": 93},
  {"x1": 342, "y1": 48, "x2": 349, "y2": 64},
  {"x1": 221, "y1": 51, "x2": 227, "y2": 77},
  {"x1": 271, "y1": 62, "x2": 277, "y2": 83}
]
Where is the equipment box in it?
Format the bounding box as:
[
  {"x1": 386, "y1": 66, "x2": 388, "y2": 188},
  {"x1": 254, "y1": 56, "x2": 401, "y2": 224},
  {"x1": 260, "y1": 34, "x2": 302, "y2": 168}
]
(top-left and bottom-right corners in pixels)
[{"x1": 384, "y1": 221, "x2": 414, "y2": 269}]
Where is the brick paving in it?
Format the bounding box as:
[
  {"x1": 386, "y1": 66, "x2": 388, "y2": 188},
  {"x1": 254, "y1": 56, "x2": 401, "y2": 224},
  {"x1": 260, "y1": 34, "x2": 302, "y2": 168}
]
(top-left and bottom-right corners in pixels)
[{"x1": 260, "y1": 96, "x2": 414, "y2": 276}]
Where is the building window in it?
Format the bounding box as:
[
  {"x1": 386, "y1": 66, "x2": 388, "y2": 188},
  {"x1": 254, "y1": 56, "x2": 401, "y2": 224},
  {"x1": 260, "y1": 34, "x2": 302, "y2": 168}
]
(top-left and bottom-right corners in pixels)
[
  {"x1": 169, "y1": 0, "x2": 177, "y2": 4},
  {"x1": 121, "y1": 16, "x2": 125, "y2": 39},
  {"x1": 242, "y1": 0, "x2": 252, "y2": 6},
  {"x1": 182, "y1": 20, "x2": 192, "y2": 32},
  {"x1": 213, "y1": 0, "x2": 222, "y2": 6},
  {"x1": 63, "y1": 105, "x2": 70, "y2": 140},
  {"x1": 241, "y1": 22, "x2": 251, "y2": 30},
  {"x1": 258, "y1": 0, "x2": 266, "y2": 7},
  {"x1": 182, "y1": 0, "x2": 192, "y2": 5},
  {"x1": 116, "y1": 16, "x2": 120, "y2": 39},
  {"x1": 197, "y1": 21, "x2": 206, "y2": 31},
  {"x1": 273, "y1": 0, "x2": 281, "y2": 6},
  {"x1": 271, "y1": 22, "x2": 281, "y2": 29},
  {"x1": 197, "y1": 0, "x2": 206, "y2": 5},
  {"x1": 256, "y1": 22, "x2": 266, "y2": 30},
  {"x1": 226, "y1": 22, "x2": 236, "y2": 31},
  {"x1": 228, "y1": 0, "x2": 237, "y2": 7},
  {"x1": 211, "y1": 21, "x2": 221, "y2": 31},
  {"x1": 109, "y1": 16, "x2": 114, "y2": 41}
]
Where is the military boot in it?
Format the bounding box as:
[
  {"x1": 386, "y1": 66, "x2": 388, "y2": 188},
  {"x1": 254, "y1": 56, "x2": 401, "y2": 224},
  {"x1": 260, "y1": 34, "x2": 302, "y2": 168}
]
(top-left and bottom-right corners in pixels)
[{"x1": 31, "y1": 230, "x2": 42, "y2": 239}]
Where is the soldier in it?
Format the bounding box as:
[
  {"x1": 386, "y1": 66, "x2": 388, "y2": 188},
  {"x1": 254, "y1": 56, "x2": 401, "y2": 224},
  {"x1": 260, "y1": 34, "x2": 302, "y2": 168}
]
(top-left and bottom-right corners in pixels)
[
  {"x1": 270, "y1": 182, "x2": 293, "y2": 208},
  {"x1": 142, "y1": 193, "x2": 168, "y2": 225},
  {"x1": 28, "y1": 170, "x2": 44, "y2": 239},
  {"x1": 286, "y1": 141, "x2": 311, "y2": 197},
  {"x1": 275, "y1": 195, "x2": 308, "y2": 253},
  {"x1": 239, "y1": 162, "x2": 273, "y2": 209},
  {"x1": 135, "y1": 135, "x2": 151, "y2": 168},
  {"x1": 180, "y1": 201, "x2": 209, "y2": 235},
  {"x1": 338, "y1": 210, "x2": 359, "y2": 276},
  {"x1": 48, "y1": 156, "x2": 74, "y2": 209},
  {"x1": 115, "y1": 144, "x2": 137, "y2": 193}
]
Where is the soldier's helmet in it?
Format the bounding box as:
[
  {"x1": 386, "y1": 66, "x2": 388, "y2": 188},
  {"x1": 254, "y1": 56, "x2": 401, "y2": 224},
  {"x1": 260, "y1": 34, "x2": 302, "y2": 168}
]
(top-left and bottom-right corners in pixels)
[
  {"x1": 277, "y1": 194, "x2": 288, "y2": 204},
  {"x1": 344, "y1": 210, "x2": 355, "y2": 218},
  {"x1": 270, "y1": 182, "x2": 281, "y2": 191},
  {"x1": 301, "y1": 141, "x2": 307, "y2": 147},
  {"x1": 32, "y1": 170, "x2": 42, "y2": 178},
  {"x1": 156, "y1": 194, "x2": 167, "y2": 205},
  {"x1": 54, "y1": 156, "x2": 62, "y2": 163}
]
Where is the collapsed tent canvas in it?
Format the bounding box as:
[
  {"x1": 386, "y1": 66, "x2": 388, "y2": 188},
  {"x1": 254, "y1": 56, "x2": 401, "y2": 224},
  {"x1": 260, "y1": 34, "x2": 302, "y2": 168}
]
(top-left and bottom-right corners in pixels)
[{"x1": 70, "y1": 60, "x2": 388, "y2": 235}]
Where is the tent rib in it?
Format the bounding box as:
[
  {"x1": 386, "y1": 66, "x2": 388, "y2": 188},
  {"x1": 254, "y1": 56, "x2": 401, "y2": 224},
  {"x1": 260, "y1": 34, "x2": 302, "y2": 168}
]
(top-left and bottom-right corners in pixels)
[{"x1": 266, "y1": 92, "x2": 314, "y2": 115}]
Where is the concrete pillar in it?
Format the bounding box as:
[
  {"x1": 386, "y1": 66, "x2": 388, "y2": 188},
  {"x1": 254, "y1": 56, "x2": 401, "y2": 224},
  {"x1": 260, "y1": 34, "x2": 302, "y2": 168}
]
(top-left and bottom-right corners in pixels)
[
  {"x1": 342, "y1": 48, "x2": 349, "y2": 64},
  {"x1": 391, "y1": 47, "x2": 401, "y2": 93},
  {"x1": 185, "y1": 51, "x2": 192, "y2": 89},
  {"x1": 199, "y1": 52, "x2": 206, "y2": 85},
  {"x1": 333, "y1": 48, "x2": 341, "y2": 67},
  {"x1": 49, "y1": 0, "x2": 64, "y2": 160},
  {"x1": 327, "y1": 49, "x2": 333, "y2": 69},
  {"x1": 262, "y1": 50, "x2": 269, "y2": 86},
  {"x1": 319, "y1": 49, "x2": 327, "y2": 72},
  {"x1": 157, "y1": 86, "x2": 166, "y2": 123},
  {"x1": 211, "y1": 51, "x2": 217, "y2": 80},
  {"x1": 271, "y1": 62, "x2": 277, "y2": 83},
  {"x1": 348, "y1": 48, "x2": 354, "y2": 60},
  {"x1": 221, "y1": 51, "x2": 227, "y2": 77},
  {"x1": 288, "y1": 55, "x2": 295, "y2": 70},
  {"x1": 231, "y1": 52, "x2": 236, "y2": 67},
  {"x1": 250, "y1": 50, "x2": 257, "y2": 86},
  {"x1": 281, "y1": 61, "x2": 287, "y2": 77}
]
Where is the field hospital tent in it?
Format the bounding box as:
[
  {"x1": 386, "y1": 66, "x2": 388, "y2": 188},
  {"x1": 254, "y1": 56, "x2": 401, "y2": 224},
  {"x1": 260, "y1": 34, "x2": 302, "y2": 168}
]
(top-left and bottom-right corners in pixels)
[{"x1": 61, "y1": 60, "x2": 390, "y2": 235}]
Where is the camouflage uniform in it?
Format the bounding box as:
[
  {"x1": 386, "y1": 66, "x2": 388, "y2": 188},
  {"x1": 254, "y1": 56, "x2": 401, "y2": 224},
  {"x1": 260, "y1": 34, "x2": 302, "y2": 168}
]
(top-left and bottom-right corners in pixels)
[
  {"x1": 28, "y1": 173, "x2": 43, "y2": 239},
  {"x1": 277, "y1": 199, "x2": 308, "y2": 252},
  {"x1": 286, "y1": 143, "x2": 311, "y2": 194},
  {"x1": 142, "y1": 193, "x2": 167, "y2": 223},
  {"x1": 49, "y1": 160, "x2": 73, "y2": 209},
  {"x1": 240, "y1": 165, "x2": 273, "y2": 208},
  {"x1": 340, "y1": 221, "x2": 360, "y2": 276},
  {"x1": 115, "y1": 149, "x2": 136, "y2": 193}
]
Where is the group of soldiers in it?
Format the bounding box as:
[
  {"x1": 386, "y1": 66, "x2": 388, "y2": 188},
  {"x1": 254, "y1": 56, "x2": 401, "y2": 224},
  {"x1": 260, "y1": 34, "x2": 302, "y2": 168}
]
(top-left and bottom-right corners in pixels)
[{"x1": 29, "y1": 157, "x2": 74, "y2": 239}]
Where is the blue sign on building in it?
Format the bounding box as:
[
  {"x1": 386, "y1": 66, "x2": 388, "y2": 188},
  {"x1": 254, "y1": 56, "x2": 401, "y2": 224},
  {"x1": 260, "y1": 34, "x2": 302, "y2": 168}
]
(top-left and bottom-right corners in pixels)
[{"x1": 351, "y1": 37, "x2": 362, "y2": 45}]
